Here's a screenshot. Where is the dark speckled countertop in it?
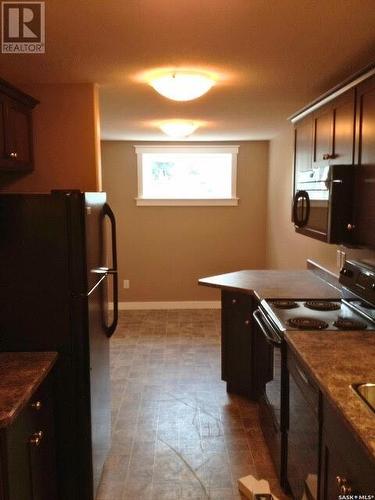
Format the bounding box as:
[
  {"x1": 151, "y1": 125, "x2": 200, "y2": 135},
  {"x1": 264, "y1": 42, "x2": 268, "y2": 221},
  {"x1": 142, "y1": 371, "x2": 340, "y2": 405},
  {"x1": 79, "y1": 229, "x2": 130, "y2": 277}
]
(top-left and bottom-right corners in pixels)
[
  {"x1": 0, "y1": 352, "x2": 57, "y2": 428},
  {"x1": 198, "y1": 269, "x2": 341, "y2": 300},
  {"x1": 286, "y1": 331, "x2": 375, "y2": 462},
  {"x1": 199, "y1": 267, "x2": 374, "y2": 462}
]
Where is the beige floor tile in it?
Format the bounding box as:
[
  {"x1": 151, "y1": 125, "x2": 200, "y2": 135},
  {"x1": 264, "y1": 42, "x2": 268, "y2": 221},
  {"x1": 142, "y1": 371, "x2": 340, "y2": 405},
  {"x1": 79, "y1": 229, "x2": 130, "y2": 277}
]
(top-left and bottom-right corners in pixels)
[{"x1": 97, "y1": 310, "x2": 290, "y2": 500}]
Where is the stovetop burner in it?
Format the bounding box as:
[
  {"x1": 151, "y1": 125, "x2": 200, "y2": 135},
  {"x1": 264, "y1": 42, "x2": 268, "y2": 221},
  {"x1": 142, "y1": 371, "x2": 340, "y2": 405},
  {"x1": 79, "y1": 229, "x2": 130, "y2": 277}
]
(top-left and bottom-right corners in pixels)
[
  {"x1": 333, "y1": 318, "x2": 368, "y2": 330},
  {"x1": 271, "y1": 300, "x2": 299, "y2": 309},
  {"x1": 358, "y1": 301, "x2": 375, "y2": 310},
  {"x1": 287, "y1": 317, "x2": 329, "y2": 330},
  {"x1": 304, "y1": 300, "x2": 341, "y2": 311}
]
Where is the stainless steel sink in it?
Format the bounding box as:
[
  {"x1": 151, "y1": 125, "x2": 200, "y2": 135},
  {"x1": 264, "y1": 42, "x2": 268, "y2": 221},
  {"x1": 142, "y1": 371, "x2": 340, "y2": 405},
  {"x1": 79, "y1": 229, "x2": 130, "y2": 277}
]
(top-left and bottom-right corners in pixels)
[{"x1": 351, "y1": 383, "x2": 375, "y2": 413}]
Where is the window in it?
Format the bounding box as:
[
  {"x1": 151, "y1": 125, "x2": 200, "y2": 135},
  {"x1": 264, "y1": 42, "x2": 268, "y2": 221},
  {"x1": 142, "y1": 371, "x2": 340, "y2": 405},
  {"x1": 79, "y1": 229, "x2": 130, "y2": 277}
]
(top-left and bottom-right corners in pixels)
[{"x1": 135, "y1": 145, "x2": 239, "y2": 206}]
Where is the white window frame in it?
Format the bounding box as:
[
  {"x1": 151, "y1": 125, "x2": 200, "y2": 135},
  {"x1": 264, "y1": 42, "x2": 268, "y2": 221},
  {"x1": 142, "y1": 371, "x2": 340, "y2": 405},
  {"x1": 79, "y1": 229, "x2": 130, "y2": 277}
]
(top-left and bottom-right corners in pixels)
[{"x1": 134, "y1": 145, "x2": 239, "y2": 206}]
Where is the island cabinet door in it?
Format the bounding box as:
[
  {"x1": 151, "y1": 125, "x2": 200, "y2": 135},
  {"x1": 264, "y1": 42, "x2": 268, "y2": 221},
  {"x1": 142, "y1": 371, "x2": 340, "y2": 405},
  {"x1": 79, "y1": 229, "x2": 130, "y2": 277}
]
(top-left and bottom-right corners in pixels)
[
  {"x1": 221, "y1": 290, "x2": 257, "y2": 398},
  {"x1": 320, "y1": 397, "x2": 375, "y2": 499}
]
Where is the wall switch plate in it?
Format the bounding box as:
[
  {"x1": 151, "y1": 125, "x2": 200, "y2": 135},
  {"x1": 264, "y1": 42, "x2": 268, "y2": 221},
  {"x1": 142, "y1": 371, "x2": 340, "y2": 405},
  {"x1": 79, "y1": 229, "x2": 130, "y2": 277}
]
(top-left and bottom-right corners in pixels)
[{"x1": 123, "y1": 279, "x2": 130, "y2": 289}]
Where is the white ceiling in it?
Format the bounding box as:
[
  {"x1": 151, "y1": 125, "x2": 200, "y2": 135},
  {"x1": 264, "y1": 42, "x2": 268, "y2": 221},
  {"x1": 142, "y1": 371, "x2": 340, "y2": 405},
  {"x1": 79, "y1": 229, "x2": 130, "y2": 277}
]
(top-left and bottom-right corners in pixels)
[{"x1": 0, "y1": 0, "x2": 374, "y2": 140}]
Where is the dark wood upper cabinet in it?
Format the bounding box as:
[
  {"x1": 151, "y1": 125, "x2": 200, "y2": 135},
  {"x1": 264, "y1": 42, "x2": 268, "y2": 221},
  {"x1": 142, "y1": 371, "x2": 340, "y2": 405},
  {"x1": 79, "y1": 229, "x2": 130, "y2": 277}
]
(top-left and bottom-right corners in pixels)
[
  {"x1": 291, "y1": 64, "x2": 375, "y2": 246},
  {"x1": 0, "y1": 79, "x2": 38, "y2": 173},
  {"x1": 312, "y1": 90, "x2": 355, "y2": 167},
  {"x1": 294, "y1": 115, "x2": 313, "y2": 174},
  {"x1": 352, "y1": 74, "x2": 375, "y2": 247}
]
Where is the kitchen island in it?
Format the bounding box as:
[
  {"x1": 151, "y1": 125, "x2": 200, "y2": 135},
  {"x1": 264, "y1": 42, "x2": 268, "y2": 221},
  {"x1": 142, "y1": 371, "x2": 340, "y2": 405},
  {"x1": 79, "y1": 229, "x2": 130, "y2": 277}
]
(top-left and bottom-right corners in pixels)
[{"x1": 198, "y1": 268, "x2": 340, "y2": 398}]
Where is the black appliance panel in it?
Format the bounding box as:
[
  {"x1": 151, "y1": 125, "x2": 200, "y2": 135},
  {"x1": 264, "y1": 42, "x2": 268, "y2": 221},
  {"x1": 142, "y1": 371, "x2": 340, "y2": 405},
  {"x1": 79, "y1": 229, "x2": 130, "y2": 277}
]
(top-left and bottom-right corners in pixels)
[
  {"x1": 287, "y1": 353, "x2": 319, "y2": 500},
  {"x1": 292, "y1": 164, "x2": 354, "y2": 243},
  {"x1": 253, "y1": 309, "x2": 288, "y2": 489},
  {"x1": 0, "y1": 191, "x2": 118, "y2": 500}
]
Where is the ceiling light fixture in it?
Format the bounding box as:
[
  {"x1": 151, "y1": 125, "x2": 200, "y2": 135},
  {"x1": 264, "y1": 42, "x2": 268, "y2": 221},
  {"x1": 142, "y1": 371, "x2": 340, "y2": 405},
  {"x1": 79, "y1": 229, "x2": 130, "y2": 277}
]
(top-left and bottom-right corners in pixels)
[
  {"x1": 159, "y1": 120, "x2": 199, "y2": 138},
  {"x1": 149, "y1": 71, "x2": 215, "y2": 101}
]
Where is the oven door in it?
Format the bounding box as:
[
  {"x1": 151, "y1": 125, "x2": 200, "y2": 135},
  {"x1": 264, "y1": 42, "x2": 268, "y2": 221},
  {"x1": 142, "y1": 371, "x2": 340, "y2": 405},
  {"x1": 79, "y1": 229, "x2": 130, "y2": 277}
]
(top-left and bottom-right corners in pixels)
[
  {"x1": 253, "y1": 308, "x2": 288, "y2": 489},
  {"x1": 253, "y1": 309, "x2": 283, "y2": 426}
]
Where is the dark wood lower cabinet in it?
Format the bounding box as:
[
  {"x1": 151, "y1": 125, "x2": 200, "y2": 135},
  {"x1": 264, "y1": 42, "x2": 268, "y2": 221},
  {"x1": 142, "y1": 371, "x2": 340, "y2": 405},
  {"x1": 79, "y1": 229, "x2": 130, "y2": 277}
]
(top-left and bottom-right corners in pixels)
[
  {"x1": 320, "y1": 397, "x2": 375, "y2": 500},
  {"x1": 0, "y1": 374, "x2": 58, "y2": 500},
  {"x1": 221, "y1": 290, "x2": 268, "y2": 399},
  {"x1": 285, "y1": 345, "x2": 375, "y2": 499}
]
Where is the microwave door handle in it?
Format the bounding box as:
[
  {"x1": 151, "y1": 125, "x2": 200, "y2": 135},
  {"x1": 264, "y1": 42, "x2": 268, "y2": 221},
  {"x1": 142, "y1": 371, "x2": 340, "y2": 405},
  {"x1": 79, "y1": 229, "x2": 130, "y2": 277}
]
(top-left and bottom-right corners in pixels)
[
  {"x1": 293, "y1": 190, "x2": 310, "y2": 228},
  {"x1": 103, "y1": 203, "x2": 118, "y2": 338},
  {"x1": 253, "y1": 310, "x2": 282, "y2": 347}
]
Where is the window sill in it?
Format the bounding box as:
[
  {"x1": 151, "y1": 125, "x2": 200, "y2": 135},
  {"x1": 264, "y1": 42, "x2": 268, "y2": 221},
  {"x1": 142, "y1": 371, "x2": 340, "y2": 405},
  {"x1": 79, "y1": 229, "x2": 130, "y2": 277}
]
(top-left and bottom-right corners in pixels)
[{"x1": 135, "y1": 198, "x2": 239, "y2": 206}]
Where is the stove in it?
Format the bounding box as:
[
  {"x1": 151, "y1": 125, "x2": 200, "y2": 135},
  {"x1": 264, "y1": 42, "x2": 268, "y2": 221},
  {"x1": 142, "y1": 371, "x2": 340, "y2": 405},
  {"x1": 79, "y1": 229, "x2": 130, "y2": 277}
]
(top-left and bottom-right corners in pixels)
[
  {"x1": 260, "y1": 260, "x2": 375, "y2": 332},
  {"x1": 261, "y1": 298, "x2": 375, "y2": 331},
  {"x1": 253, "y1": 260, "x2": 375, "y2": 495}
]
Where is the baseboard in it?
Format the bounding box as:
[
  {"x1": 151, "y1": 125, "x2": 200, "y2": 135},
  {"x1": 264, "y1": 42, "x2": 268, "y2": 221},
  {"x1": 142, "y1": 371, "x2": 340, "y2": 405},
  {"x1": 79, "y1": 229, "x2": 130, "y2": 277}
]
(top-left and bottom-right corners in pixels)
[{"x1": 110, "y1": 301, "x2": 221, "y2": 310}]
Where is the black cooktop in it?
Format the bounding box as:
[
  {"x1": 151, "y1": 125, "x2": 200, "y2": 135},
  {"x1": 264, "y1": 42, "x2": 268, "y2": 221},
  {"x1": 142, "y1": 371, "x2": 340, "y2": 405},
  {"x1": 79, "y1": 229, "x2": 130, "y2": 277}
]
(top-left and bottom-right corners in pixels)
[{"x1": 263, "y1": 299, "x2": 375, "y2": 332}]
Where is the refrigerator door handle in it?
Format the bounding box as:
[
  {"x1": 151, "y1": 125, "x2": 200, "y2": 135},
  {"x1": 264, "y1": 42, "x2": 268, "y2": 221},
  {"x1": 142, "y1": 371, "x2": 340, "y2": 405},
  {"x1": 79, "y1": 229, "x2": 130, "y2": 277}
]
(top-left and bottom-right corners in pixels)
[
  {"x1": 91, "y1": 267, "x2": 118, "y2": 275},
  {"x1": 103, "y1": 203, "x2": 118, "y2": 338}
]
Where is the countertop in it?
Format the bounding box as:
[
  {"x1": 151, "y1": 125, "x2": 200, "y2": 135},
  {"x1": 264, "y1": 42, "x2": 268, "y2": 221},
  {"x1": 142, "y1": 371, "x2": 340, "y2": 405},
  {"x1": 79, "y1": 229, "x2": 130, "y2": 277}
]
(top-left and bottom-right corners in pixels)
[
  {"x1": 285, "y1": 331, "x2": 375, "y2": 462},
  {"x1": 0, "y1": 352, "x2": 57, "y2": 428},
  {"x1": 198, "y1": 269, "x2": 341, "y2": 301},
  {"x1": 199, "y1": 267, "x2": 374, "y2": 462}
]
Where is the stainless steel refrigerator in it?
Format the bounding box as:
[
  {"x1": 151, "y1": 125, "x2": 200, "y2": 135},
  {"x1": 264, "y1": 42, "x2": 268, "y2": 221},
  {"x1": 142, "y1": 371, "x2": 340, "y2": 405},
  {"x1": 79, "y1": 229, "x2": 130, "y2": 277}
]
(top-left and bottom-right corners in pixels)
[{"x1": 0, "y1": 190, "x2": 118, "y2": 499}]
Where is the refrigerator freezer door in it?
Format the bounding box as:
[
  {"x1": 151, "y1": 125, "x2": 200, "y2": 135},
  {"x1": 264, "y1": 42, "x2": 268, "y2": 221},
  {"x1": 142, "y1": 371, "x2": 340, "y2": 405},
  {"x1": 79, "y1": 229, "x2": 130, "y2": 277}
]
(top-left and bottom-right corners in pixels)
[
  {"x1": 85, "y1": 196, "x2": 118, "y2": 338},
  {"x1": 84, "y1": 192, "x2": 107, "y2": 293}
]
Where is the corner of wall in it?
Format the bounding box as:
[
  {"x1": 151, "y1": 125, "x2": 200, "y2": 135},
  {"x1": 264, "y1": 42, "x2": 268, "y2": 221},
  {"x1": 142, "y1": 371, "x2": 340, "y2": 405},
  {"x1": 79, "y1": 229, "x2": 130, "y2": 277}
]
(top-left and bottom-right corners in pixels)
[{"x1": 93, "y1": 83, "x2": 102, "y2": 191}]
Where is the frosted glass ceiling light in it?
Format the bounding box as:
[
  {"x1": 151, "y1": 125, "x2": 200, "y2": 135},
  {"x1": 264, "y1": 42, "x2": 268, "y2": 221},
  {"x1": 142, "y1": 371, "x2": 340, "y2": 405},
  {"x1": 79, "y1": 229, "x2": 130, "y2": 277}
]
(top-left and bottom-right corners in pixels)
[
  {"x1": 159, "y1": 120, "x2": 199, "y2": 138},
  {"x1": 149, "y1": 71, "x2": 215, "y2": 101}
]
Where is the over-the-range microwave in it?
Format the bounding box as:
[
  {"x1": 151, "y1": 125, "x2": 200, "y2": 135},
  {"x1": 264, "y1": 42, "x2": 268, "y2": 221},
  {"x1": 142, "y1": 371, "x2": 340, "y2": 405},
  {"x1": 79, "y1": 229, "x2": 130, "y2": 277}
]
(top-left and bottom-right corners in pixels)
[{"x1": 292, "y1": 164, "x2": 354, "y2": 244}]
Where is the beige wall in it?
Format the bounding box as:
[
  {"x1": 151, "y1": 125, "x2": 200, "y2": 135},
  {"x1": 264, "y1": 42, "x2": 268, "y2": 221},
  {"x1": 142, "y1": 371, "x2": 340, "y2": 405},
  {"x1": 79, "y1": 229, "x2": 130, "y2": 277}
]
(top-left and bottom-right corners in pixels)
[
  {"x1": 0, "y1": 83, "x2": 101, "y2": 193},
  {"x1": 102, "y1": 141, "x2": 269, "y2": 302},
  {"x1": 266, "y1": 125, "x2": 339, "y2": 271}
]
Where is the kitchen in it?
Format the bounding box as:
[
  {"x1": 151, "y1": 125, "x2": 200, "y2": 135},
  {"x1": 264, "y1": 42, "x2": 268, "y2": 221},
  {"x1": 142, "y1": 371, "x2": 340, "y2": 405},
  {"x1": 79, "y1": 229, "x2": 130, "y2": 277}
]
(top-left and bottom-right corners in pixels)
[{"x1": 0, "y1": 1, "x2": 374, "y2": 499}]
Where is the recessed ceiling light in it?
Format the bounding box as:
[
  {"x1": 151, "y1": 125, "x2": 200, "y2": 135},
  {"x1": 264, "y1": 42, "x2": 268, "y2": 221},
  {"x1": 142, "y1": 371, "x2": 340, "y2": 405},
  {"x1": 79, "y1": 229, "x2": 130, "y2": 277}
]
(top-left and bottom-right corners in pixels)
[
  {"x1": 149, "y1": 71, "x2": 215, "y2": 101},
  {"x1": 159, "y1": 120, "x2": 199, "y2": 138}
]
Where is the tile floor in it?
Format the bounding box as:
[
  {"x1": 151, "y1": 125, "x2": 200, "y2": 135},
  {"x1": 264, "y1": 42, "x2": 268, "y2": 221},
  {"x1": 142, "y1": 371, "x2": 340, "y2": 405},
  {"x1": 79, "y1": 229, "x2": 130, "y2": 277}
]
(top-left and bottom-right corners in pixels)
[{"x1": 97, "y1": 310, "x2": 289, "y2": 500}]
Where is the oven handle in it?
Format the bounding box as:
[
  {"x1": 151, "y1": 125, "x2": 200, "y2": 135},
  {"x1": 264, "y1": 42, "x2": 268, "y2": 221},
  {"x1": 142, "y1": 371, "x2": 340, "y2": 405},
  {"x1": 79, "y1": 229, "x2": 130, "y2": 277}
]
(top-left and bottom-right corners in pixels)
[{"x1": 253, "y1": 310, "x2": 283, "y2": 347}]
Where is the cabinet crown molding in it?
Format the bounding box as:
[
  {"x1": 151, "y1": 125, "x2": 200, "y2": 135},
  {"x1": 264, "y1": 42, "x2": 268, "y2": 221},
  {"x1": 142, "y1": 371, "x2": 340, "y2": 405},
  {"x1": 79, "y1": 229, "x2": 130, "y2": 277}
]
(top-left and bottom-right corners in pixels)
[
  {"x1": 289, "y1": 63, "x2": 375, "y2": 124},
  {"x1": 0, "y1": 77, "x2": 39, "y2": 108}
]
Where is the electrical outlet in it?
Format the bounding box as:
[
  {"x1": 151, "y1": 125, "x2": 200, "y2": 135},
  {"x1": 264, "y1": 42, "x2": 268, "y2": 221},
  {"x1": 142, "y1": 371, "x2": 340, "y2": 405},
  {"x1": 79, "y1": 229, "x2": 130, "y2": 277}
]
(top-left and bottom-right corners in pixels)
[
  {"x1": 123, "y1": 279, "x2": 130, "y2": 289},
  {"x1": 336, "y1": 250, "x2": 346, "y2": 270}
]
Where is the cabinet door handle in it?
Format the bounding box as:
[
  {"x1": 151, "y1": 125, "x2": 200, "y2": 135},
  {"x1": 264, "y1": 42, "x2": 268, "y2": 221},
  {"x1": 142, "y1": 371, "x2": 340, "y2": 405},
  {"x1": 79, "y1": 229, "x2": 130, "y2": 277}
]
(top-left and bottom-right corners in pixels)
[
  {"x1": 9, "y1": 152, "x2": 18, "y2": 159},
  {"x1": 336, "y1": 476, "x2": 352, "y2": 494},
  {"x1": 231, "y1": 299, "x2": 237, "y2": 304},
  {"x1": 244, "y1": 319, "x2": 250, "y2": 326},
  {"x1": 29, "y1": 430, "x2": 44, "y2": 446},
  {"x1": 322, "y1": 153, "x2": 336, "y2": 160},
  {"x1": 341, "y1": 484, "x2": 352, "y2": 495},
  {"x1": 295, "y1": 364, "x2": 310, "y2": 386},
  {"x1": 31, "y1": 400, "x2": 42, "y2": 411}
]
